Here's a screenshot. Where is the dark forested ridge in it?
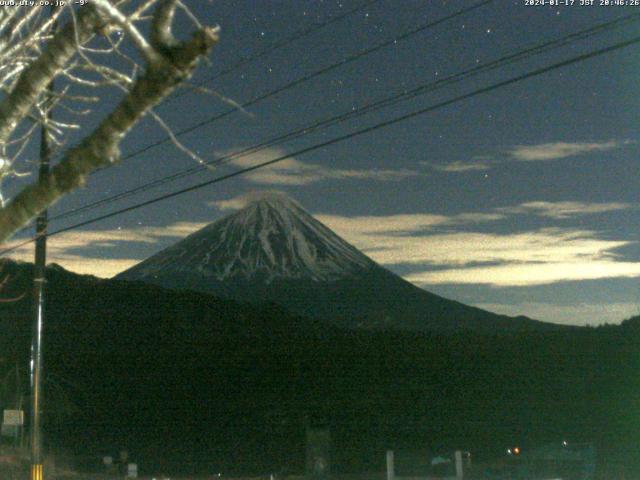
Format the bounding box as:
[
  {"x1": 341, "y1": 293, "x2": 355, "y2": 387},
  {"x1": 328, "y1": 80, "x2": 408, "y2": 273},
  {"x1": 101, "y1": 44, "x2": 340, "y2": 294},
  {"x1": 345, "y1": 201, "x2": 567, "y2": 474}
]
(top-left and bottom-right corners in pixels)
[{"x1": 0, "y1": 259, "x2": 638, "y2": 475}]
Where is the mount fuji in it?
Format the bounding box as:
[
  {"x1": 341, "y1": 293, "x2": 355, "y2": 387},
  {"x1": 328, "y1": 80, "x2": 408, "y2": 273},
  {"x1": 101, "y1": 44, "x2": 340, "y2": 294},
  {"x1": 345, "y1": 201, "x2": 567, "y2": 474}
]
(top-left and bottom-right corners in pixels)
[{"x1": 117, "y1": 192, "x2": 556, "y2": 333}]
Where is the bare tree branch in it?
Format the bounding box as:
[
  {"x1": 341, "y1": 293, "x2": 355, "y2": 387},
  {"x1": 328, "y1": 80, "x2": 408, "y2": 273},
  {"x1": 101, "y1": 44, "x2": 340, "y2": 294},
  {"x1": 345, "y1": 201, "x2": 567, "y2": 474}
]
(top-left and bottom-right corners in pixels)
[
  {"x1": 92, "y1": 0, "x2": 159, "y2": 63},
  {"x1": 0, "y1": 1, "x2": 219, "y2": 243},
  {"x1": 151, "y1": 0, "x2": 179, "y2": 51},
  {"x1": 0, "y1": 5, "x2": 103, "y2": 146}
]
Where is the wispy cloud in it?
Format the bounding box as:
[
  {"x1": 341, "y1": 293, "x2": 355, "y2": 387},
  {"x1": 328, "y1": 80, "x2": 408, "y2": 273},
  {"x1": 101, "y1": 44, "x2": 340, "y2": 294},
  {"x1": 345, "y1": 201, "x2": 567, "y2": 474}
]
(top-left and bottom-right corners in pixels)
[
  {"x1": 316, "y1": 212, "x2": 504, "y2": 237},
  {"x1": 421, "y1": 159, "x2": 493, "y2": 172},
  {"x1": 429, "y1": 140, "x2": 634, "y2": 175},
  {"x1": 318, "y1": 209, "x2": 640, "y2": 287},
  {"x1": 319, "y1": 220, "x2": 630, "y2": 268},
  {"x1": 210, "y1": 190, "x2": 291, "y2": 211},
  {"x1": 210, "y1": 196, "x2": 254, "y2": 212},
  {"x1": 406, "y1": 259, "x2": 640, "y2": 287},
  {"x1": 507, "y1": 140, "x2": 630, "y2": 161},
  {"x1": 225, "y1": 147, "x2": 423, "y2": 185},
  {"x1": 2, "y1": 222, "x2": 207, "y2": 278},
  {"x1": 497, "y1": 201, "x2": 634, "y2": 219}
]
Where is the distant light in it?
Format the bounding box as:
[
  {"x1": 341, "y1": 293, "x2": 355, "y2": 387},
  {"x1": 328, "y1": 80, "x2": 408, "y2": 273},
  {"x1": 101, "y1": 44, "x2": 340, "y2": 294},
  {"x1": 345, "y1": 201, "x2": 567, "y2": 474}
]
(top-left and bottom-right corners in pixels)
[
  {"x1": 562, "y1": 440, "x2": 568, "y2": 447},
  {"x1": 507, "y1": 448, "x2": 512, "y2": 455},
  {"x1": 514, "y1": 447, "x2": 520, "y2": 455}
]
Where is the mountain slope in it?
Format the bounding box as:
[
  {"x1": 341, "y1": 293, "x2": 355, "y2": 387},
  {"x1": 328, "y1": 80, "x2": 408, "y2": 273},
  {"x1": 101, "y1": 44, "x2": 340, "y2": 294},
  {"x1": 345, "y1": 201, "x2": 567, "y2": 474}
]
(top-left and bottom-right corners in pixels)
[{"x1": 117, "y1": 192, "x2": 558, "y2": 333}]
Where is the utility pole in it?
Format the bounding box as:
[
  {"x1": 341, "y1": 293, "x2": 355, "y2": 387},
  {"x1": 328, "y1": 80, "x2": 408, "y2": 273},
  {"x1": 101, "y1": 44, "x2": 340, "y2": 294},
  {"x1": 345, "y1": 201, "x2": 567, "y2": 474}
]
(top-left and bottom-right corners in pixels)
[
  {"x1": 30, "y1": 59, "x2": 55, "y2": 480},
  {"x1": 31, "y1": 94, "x2": 52, "y2": 480}
]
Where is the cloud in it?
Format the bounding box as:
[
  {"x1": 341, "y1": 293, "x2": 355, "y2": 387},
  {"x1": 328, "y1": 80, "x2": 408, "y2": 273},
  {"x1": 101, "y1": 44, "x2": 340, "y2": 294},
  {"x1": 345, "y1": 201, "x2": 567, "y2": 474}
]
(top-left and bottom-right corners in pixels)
[
  {"x1": 2, "y1": 221, "x2": 207, "y2": 278},
  {"x1": 420, "y1": 139, "x2": 632, "y2": 175},
  {"x1": 225, "y1": 147, "x2": 423, "y2": 185},
  {"x1": 318, "y1": 208, "x2": 640, "y2": 286},
  {"x1": 211, "y1": 193, "x2": 505, "y2": 231},
  {"x1": 210, "y1": 195, "x2": 258, "y2": 212},
  {"x1": 210, "y1": 190, "x2": 295, "y2": 211},
  {"x1": 406, "y1": 259, "x2": 640, "y2": 287},
  {"x1": 497, "y1": 201, "x2": 634, "y2": 219},
  {"x1": 475, "y1": 302, "x2": 639, "y2": 326},
  {"x1": 421, "y1": 159, "x2": 493, "y2": 172},
  {"x1": 507, "y1": 140, "x2": 630, "y2": 161},
  {"x1": 318, "y1": 220, "x2": 630, "y2": 268},
  {"x1": 316, "y1": 212, "x2": 504, "y2": 237}
]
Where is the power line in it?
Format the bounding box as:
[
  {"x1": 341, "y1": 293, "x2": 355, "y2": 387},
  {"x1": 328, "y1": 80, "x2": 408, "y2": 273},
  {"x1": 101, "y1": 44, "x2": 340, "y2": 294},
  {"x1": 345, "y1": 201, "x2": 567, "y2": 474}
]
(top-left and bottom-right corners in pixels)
[
  {"x1": 2, "y1": 33, "x2": 636, "y2": 257},
  {"x1": 91, "y1": 0, "x2": 494, "y2": 168},
  {"x1": 30, "y1": 0, "x2": 495, "y2": 224},
  {"x1": 168, "y1": 0, "x2": 384, "y2": 102},
  {"x1": 49, "y1": 12, "x2": 640, "y2": 222},
  {"x1": 6, "y1": 0, "x2": 493, "y2": 236}
]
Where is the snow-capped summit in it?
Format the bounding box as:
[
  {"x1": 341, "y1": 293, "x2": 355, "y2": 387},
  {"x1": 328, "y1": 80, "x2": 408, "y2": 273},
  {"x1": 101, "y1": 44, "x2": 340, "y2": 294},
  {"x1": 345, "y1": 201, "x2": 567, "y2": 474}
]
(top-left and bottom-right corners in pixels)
[{"x1": 119, "y1": 192, "x2": 374, "y2": 284}]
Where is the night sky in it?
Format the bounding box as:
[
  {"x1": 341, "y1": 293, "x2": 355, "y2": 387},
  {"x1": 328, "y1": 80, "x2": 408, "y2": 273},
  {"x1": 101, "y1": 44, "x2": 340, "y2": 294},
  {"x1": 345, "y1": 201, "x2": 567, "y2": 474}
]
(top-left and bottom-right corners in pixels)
[{"x1": 4, "y1": 0, "x2": 640, "y2": 326}]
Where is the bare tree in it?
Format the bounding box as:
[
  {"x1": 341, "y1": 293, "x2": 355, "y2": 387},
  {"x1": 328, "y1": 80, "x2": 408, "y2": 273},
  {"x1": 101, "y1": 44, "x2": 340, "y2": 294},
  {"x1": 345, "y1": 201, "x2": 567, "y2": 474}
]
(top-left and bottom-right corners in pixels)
[{"x1": 0, "y1": 0, "x2": 219, "y2": 243}]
